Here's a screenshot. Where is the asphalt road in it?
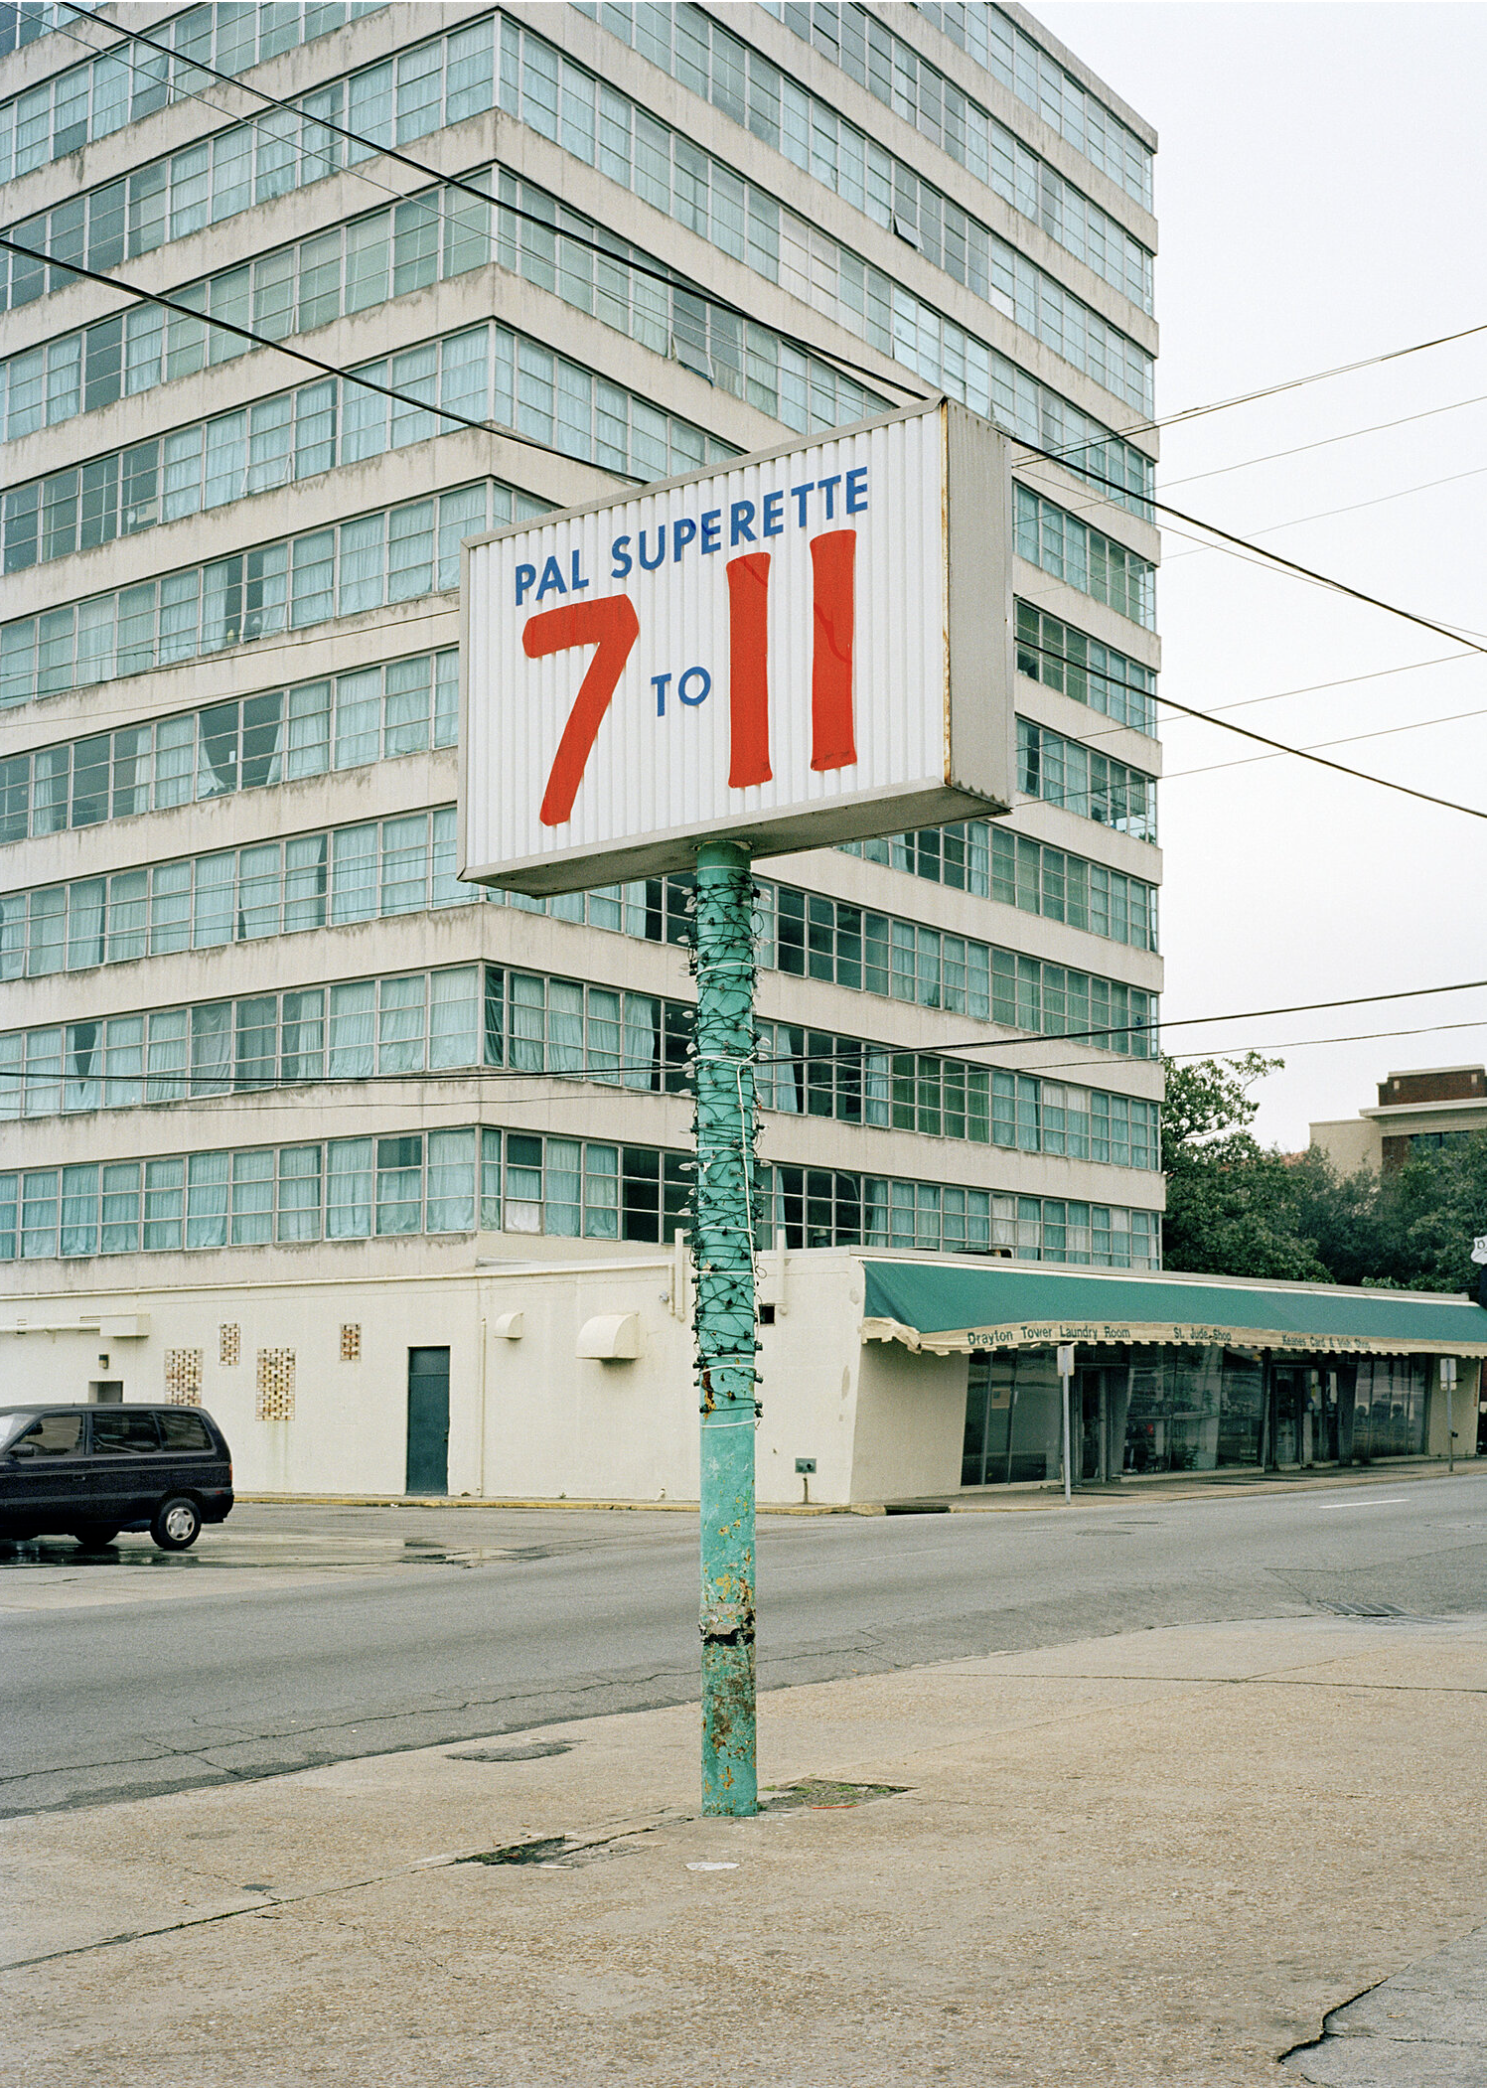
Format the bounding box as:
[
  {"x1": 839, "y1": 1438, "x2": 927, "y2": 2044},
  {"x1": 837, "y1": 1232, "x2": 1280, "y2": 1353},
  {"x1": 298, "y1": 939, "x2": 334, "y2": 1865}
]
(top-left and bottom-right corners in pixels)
[{"x1": 1, "y1": 1472, "x2": 1483, "y2": 1818}]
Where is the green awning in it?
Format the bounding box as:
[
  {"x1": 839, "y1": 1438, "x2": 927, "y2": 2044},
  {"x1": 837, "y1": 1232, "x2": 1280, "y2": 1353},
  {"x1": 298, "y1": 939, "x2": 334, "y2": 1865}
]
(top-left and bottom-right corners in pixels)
[{"x1": 860, "y1": 1260, "x2": 1487, "y2": 1359}]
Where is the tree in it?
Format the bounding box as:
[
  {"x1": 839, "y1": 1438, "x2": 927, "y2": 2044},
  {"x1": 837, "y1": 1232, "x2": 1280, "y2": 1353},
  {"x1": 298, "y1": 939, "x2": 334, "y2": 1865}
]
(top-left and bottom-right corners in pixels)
[
  {"x1": 1160, "y1": 1053, "x2": 1331, "y2": 1280},
  {"x1": 1377, "y1": 1133, "x2": 1487, "y2": 1295},
  {"x1": 1161, "y1": 1056, "x2": 1488, "y2": 1294}
]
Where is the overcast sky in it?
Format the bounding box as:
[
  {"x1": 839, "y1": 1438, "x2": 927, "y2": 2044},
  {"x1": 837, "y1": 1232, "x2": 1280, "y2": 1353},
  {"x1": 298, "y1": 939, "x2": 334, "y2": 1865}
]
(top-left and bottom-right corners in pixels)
[{"x1": 1031, "y1": 1, "x2": 1486, "y2": 1148}]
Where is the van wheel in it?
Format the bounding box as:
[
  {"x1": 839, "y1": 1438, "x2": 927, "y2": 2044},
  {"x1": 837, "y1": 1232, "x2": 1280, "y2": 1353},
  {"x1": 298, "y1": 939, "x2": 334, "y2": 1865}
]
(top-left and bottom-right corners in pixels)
[
  {"x1": 151, "y1": 1497, "x2": 202, "y2": 1551},
  {"x1": 71, "y1": 1526, "x2": 120, "y2": 1549}
]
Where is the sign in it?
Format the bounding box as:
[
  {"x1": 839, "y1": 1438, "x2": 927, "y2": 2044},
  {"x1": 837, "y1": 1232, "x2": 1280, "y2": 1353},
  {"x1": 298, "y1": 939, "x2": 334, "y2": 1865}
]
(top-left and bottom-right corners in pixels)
[
  {"x1": 1473, "y1": 1237, "x2": 1487, "y2": 1266},
  {"x1": 862, "y1": 1318, "x2": 1489, "y2": 1359},
  {"x1": 460, "y1": 398, "x2": 1013, "y2": 895}
]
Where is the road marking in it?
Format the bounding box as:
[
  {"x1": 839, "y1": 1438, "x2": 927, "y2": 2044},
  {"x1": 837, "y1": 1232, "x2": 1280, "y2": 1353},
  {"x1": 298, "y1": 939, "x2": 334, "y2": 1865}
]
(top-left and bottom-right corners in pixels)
[{"x1": 1319, "y1": 1498, "x2": 1408, "y2": 1510}]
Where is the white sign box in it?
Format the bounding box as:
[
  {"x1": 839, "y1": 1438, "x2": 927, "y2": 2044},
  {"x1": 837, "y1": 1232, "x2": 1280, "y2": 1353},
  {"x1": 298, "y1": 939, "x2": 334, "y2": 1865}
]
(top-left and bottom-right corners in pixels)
[{"x1": 460, "y1": 397, "x2": 1013, "y2": 895}]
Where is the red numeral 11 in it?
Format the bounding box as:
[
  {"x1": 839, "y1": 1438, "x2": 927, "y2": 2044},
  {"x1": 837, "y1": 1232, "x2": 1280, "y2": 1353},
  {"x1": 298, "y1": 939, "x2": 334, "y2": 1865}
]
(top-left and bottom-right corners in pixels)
[
  {"x1": 725, "y1": 527, "x2": 857, "y2": 788},
  {"x1": 525, "y1": 528, "x2": 857, "y2": 826}
]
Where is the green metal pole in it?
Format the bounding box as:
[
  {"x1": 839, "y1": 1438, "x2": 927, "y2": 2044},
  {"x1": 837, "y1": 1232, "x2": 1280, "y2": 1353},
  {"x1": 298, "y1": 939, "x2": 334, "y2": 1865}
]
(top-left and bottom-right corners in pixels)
[{"x1": 691, "y1": 837, "x2": 758, "y2": 1816}]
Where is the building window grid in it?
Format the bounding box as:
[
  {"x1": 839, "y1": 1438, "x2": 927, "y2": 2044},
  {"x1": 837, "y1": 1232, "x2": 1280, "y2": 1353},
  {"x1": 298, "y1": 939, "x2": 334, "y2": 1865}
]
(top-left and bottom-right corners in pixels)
[
  {"x1": 0, "y1": 1129, "x2": 1159, "y2": 1265},
  {"x1": 839, "y1": 821, "x2": 1157, "y2": 948},
  {"x1": 2, "y1": 172, "x2": 1152, "y2": 536},
  {"x1": 0, "y1": 5, "x2": 385, "y2": 168},
  {"x1": 0, "y1": 481, "x2": 539, "y2": 710},
  {"x1": 764, "y1": 1163, "x2": 1157, "y2": 1266},
  {"x1": 0, "y1": 836, "x2": 1156, "y2": 1057},
  {"x1": 0, "y1": 808, "x2": 467, "y2": 982},
  {"x1": 1015, "y1": 484, "x2": 1156, "y2": 630},
  {"x1": 1015, "y1": 600, "x2": 1156, "y2": 735},
  {"x1": 0, "y1": 960, "x2": 1159, "y2": 1170},
  {"x1": 0, "y1": 11, "x2": 1155, "y2": 437},
  {"x1": 580, "y1": 2, "x2": 1152, "y2": 310},
  {"x1": 1016, "y1": 717, "x2": 1157, "y2": 842},
  {"x1": 0, "y1": 649, "x2": 459, "y2": 840},
  {"x1": 1, "y1": 317, "x2": 742, "y2": 576},
  {"x1": 788, "y1": 1, "x2": 1155, "y2": 210}
]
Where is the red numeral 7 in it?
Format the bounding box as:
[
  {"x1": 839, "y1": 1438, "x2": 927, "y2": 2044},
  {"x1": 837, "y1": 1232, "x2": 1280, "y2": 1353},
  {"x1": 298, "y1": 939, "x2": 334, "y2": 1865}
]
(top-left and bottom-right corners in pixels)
[{"x1": 523, "y1": 596, "x2": 641, "y2": 827}]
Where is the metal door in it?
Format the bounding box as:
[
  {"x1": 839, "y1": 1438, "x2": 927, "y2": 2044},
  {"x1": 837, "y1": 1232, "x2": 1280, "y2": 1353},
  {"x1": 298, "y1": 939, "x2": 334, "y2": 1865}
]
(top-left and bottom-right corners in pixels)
[{"x1": 406, "y1": 1349, "x2": 450, "y2": 1495}]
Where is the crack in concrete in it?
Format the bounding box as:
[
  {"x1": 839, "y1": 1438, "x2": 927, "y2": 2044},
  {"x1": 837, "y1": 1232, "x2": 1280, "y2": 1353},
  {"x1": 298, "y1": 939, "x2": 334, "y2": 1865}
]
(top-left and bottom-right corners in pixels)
[{"x1": 0, "y1": 1807, "x2": 696, "y2": 1973}]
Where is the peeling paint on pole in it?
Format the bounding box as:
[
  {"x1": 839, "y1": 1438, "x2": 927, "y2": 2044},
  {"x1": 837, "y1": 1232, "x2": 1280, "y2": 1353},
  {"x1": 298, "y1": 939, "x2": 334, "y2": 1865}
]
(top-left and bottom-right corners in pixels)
[{"x1": 692, "y1": 839, "x2": 759, "y2": 1815}]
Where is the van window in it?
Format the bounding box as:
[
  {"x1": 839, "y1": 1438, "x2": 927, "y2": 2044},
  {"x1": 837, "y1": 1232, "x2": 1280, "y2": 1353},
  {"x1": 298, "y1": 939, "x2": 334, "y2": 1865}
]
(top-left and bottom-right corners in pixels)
[
  {"x1": 91, "y1": 1411, "x2": 162, "y2": 1455},
  {"x1": 158, "y1": 1412, "x2": 212, "y2": 1452},
  {"x1": 9, "y1": 1413, "x2": 84, "y2": 1456}
]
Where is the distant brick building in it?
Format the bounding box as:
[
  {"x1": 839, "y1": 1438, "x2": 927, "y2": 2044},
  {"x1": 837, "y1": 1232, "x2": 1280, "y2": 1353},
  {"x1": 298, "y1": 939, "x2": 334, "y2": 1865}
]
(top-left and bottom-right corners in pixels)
[{"x1": 1311, "y1": 1066, "x2": 1487, "y2": 1176}]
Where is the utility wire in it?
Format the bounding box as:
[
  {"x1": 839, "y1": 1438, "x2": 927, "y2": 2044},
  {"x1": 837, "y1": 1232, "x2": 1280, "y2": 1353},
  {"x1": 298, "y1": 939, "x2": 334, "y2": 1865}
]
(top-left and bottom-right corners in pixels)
[
  {"x1": 1160, "y1": 467, "x2": 1487, "y2": 559},
  {"x1": 44, "y1": 3, "x2": 1489, "y2": 489},
  {"x1": 744, "y1": 981, "x2": 1487, "y2": 1074},
  {"x1": 1014, "y1": 634, "x2": 1487, "y2": 817},
  {"x1": 1146, "y1": 328, "x2": 1487, "y2": 435},
  {"x1": 1038, "y1": 328, "x2": 1487, "y2": 470},
  {"x1": 29, "y1": 11, "x2": 1471, "y2": 665},
  {"x1": 0, "y1": 232, "x2": 625, "y2": 477},
  {"x1": 48, "y1": 1, "x2": 922, "y2": 409},
  {"x1": 1162, "y1": 707, "x2": 1485, "y2": 783},
  {"x1": 96, "y1": 993, "x2": 1487, "y2": 1117},
  {"x1": 1016, "y1": 439, "x2": 1487, "y2": 653},
  {"x1": 1158, "y1": 396, "x2": 1487, "y2": 490},
  {"x1": 118, "y1": 1013, "x2": 1490, "y2": 1116}
]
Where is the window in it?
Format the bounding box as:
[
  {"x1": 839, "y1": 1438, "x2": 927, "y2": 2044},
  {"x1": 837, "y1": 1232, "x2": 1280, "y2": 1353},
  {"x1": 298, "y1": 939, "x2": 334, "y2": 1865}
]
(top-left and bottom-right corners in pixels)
[{"x1": 2, "y1": 486, "x2": 534, "y2": 708}]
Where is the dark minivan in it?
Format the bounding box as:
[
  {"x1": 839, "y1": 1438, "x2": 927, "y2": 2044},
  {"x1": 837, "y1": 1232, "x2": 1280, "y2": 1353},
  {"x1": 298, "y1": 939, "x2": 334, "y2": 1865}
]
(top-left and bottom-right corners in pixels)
[{"x1": 0, "y1": 1403, "x2": 234, "y2": 1550}]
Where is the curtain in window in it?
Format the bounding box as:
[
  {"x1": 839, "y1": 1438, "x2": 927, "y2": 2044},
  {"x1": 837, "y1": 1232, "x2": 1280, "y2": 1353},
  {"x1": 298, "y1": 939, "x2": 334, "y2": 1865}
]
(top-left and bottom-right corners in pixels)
[
  {"x1": 425, "y1": 1128, "x2": 475, "y2": 1233},
  {"x1": 277, "y1": 1145, "x2": 322, "y2": 1241},
  {"x1": 326, "y1": 1137, "x2": 372, "y2": 1237},
  {"x1": 328, "y1": 981, "x2": 375, "y2": 1079},
  {"x1": 186, "y1": 1149, "x2": 229, "y2": 1247},
  {"x1": 429, "y1": 967, "x2": 479, "y2": 1069}
]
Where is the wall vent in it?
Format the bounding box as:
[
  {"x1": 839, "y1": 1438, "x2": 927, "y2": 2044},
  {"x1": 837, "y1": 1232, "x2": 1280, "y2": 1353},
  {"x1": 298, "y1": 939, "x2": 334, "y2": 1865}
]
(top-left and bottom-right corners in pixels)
[
  {"x1": 219, "y1": 1323, "x2": 240, "y2": 1366},
  {"x1": 164, "y1": 1348, "x2": 202, "y2": 1403},
  {"x1": 340, "y1": 1323, "x2": 362, "y2": 1362},
  {"x1": 256, "y1": 1348, "x2": 296, "y2": 1420}
]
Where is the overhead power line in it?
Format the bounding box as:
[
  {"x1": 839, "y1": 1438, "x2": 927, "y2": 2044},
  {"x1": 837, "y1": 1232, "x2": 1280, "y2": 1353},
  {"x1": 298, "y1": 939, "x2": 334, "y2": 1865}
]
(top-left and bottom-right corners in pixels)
[
  {"x1": 749, "y1": 981, "x2": 1487, "y2": 1075},
  {"x1": 1160, "y1": 466, "x2": 1487, "y2": 559},
  {"x1": 10, "y1": 223, "x2": 1480, "y2": 690},
  {"x1": 1158, "y1": 395, "x2": 1487, "y2": 490},
  {"x1": 48, "y1": 2, "x2": 922, "y2": 409},
  {"x1": 1146, "y1": 328, "x2": 1487, "y2": 436},
  {"x1": 1015, "y1": 636, "x2": 1487, "y2": 818},
  {"x1": 1016, "y1": 440, "x2": 1487, "y2": 654},
  {"x1": 1162, "y1": 707, "x2": 1486, "y2": 784},
  {"x1": 0, "y1": 232, "x2": 602, "y2": 474},
  {"x1": 62, "y1": 994, "x2": 1486, "y2": 1112}
]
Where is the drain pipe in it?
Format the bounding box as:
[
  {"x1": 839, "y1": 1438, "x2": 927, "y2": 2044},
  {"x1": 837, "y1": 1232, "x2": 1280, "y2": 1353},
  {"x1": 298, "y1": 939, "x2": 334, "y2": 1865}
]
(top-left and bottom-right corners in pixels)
[{"x1": 478, "y1": 1313, "x2": 488, "y2": 1497}]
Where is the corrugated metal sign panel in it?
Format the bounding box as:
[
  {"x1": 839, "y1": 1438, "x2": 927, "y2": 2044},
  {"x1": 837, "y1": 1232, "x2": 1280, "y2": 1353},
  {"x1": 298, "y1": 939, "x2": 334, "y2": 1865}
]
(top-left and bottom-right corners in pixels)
[{"x1": 460, "y1": 398, "x2": 1012, "y2": 895}]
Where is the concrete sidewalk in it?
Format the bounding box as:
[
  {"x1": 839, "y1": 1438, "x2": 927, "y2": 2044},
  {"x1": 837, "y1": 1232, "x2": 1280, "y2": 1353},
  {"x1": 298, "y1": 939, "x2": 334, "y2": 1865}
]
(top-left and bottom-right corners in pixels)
[{"x1": 2, "y1": 1614, "x2": 1483, "y2": 2087}]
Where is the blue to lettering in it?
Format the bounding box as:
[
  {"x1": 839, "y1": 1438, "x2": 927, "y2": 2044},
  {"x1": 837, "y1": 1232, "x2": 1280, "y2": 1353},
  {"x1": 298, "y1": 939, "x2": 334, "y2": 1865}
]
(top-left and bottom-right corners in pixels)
[
  {"x1": 678, "y1": 666, "x2": 712, "y2": 706},
  {"x1": 817, "y1": 474, "x2": 842, "y2": 519},
  {"x1": 610, "y1": 535, "x2": 633, "y2": 578},
  {"x1": 762, "y1": 491, "x2": 784, "y2": 537},
  {"x1": 730, "y1": 500, "x2": 756, "y2": 545},
  {"x1": 672, "y1": 517, "x2": 697, "y2": 561},
  {"x1": 652, "y1": 672, "x2": 672, "y2": 717},
  {"x1": 790, "y1": 483, "x2": 814, "y2": 526},
  {"x1": 638, "y1": 526, "x2": 666, "y2": 571},
  {"x1": 569, "y1": 549, "x2": 590, "y2": 591},
  {"x1": 846, "y1": 466, "x2": 869, "y2": 514},
  {"x1": 700, "y1": 509, "x2": 722, "y2": 554},
  {"x1": 514, "y1": 561, "x2": 537, "y2": 605}
]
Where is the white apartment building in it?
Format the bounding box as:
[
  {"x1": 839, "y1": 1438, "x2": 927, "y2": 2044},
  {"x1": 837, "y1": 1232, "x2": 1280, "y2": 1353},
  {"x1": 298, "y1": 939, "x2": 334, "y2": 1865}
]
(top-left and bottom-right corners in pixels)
[{"x1": 0, "y1": 2, "x2": 1164, "y2": 1489}]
